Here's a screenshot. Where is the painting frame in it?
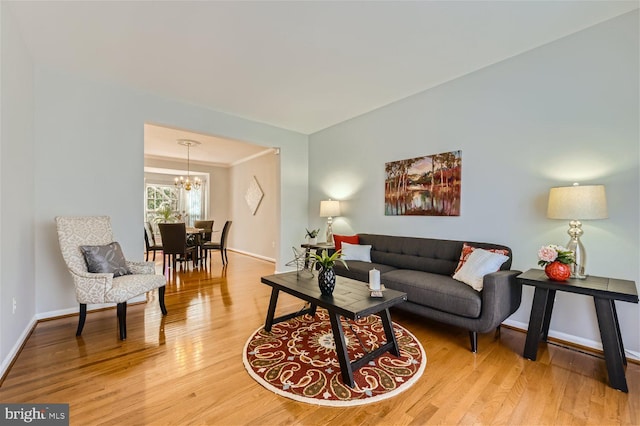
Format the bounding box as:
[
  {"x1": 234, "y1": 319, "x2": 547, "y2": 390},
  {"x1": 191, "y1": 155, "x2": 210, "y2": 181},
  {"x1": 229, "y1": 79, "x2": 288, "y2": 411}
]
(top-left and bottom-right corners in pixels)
[{"x1": 385, "y1": 150, "x2": 461, "y2": 216}]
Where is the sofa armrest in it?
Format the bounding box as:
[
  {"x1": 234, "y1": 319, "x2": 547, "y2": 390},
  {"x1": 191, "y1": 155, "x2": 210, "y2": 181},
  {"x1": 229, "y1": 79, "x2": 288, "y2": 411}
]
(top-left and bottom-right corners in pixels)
[{"x1": 477, "y1": 270, "x2": 523, "y2": 332}]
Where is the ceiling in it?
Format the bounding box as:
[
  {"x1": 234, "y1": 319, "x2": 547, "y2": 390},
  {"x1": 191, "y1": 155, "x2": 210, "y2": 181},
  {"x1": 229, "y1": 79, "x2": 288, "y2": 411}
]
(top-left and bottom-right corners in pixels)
[
  {"x1": 6, "y1": 1, "x2": 638, "y2": 165},
  {"x1": 143, "y1": 123, "x2": 271, "y2": 168}
]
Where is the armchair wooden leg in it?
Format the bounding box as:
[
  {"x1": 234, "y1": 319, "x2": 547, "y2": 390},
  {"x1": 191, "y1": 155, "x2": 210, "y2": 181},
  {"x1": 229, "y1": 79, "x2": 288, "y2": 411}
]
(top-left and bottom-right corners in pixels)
[
  {"x1": 76, "y1": 303, "x2": 87, "y2": 336},
  {"x1": 159, "y1": 286, "x2": 168, "y2": 315},
  {"x1": 117, "y1": 302, "x2": 127, "y2": 340},
  {"x1": 469, "y1": 331, "x2": 478, "y2": 353}
]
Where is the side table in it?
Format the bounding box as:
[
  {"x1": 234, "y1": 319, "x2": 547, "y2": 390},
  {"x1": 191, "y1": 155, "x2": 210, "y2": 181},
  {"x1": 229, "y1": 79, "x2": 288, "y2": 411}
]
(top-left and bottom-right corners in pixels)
[
  {"x1": 301, "y1": 242, "x2": 335, "y2": 269},
  {"x1": 516, "y1": 269, "x2": 638, "y2": 392}
]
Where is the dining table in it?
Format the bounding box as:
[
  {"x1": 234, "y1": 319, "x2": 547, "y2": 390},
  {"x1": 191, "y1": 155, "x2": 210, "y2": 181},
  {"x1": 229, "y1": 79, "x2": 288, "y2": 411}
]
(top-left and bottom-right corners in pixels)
[{"x1": 186, "y1": 227, "x2": 205, "y2": 266}]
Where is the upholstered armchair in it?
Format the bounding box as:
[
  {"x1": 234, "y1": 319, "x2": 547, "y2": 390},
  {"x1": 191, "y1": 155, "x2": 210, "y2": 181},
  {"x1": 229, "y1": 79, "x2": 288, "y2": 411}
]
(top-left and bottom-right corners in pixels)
[{"x1": 55, "y1": 216, "x2": 167, "y2": 340}]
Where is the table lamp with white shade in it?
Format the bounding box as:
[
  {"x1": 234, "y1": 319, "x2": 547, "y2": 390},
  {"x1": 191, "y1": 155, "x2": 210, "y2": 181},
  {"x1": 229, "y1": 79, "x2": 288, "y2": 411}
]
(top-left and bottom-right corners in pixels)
[
  {"x1": 547, "y1": 183, "x2": 608, "y2": 279},
  {"x1": 320, "y1": 199, "x2": 341, "y2": 244}
]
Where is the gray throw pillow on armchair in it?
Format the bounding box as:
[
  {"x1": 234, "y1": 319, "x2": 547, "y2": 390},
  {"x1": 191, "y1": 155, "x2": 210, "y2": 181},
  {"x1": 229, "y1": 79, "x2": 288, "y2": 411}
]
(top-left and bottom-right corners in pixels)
[{"x1": 80, "y1": 241, "x2": 131, "y2": 277}]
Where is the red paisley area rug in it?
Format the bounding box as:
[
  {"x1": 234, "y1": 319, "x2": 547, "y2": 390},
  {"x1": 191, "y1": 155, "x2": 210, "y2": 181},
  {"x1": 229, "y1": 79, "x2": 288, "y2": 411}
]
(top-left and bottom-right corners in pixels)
[{"x1": 243, "y1": 309, "x2": 426, "y2": 406}]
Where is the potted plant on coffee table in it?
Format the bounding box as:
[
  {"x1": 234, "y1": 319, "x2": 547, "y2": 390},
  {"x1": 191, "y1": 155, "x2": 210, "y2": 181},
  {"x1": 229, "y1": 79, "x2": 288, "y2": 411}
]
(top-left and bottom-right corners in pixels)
[{"x1": 309, "y1": 249, "x2": 348, "y2": 296}]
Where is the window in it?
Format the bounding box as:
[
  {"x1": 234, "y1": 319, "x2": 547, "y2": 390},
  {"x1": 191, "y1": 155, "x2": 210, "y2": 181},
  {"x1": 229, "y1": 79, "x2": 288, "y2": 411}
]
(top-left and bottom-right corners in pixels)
[
  {"x1": 181, "y1": 187, "x2": 203, "y2": 225},
  {"x1": 145, "y1": 183, "x2": 204, "y2": 228},
  {"x1": 145, "y1": 184, "x2": 179, "y2": 224}
]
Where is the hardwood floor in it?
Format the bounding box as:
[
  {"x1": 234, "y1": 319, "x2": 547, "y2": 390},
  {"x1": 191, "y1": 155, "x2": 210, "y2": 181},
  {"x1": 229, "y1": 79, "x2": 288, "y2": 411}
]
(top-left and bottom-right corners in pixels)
[{"x1": 1, "y1": 252, "x2": 638, "y2": 425}]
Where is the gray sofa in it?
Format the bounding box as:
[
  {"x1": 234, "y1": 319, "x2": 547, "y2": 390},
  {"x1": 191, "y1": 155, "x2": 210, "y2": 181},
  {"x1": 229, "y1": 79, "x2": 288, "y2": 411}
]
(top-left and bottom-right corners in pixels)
[{"x1": 332, "y1": 234, "x2": 522, "y2": 352}]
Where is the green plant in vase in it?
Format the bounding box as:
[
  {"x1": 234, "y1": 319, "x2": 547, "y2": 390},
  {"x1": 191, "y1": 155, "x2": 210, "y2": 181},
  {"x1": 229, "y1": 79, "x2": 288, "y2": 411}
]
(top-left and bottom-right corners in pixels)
[{"x1": 309, "y1": 249, "x2": 348, "y2": 295}]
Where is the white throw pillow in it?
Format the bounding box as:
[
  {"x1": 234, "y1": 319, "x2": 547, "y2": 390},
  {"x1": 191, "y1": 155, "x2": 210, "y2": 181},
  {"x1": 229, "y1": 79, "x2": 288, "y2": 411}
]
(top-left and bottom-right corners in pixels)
[
  {"x1": 341, "y1": 242, "x2": 372, "y2": 262},
  {"x1": 452, "y1": 248, "x2": 509, "y2": 291}
]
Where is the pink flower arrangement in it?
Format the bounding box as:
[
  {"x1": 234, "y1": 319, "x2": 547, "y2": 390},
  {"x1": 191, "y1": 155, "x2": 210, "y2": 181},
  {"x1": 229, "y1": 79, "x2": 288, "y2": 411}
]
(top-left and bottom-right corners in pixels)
[{"x1": 537, "y1": 244, "x2": 575, "y2": 267}]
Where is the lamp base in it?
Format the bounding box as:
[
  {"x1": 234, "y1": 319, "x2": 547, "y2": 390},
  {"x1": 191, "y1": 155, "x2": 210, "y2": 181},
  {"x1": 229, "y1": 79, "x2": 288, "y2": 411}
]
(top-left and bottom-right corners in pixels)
[
  {"x1": 326, "y1": 217, "x2": 334, "y2": 245},
  {"x1": 566, "y1": 224, "x2": 586, "y2": 279},
  {"x1": 326, "y1": 227, "x2": 333, "y2": 245}
]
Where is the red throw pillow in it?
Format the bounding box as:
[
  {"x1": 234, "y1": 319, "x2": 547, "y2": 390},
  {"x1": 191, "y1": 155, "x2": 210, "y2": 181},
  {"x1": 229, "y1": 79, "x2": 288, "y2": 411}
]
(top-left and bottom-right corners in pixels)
[
  {"x1": 333, "y1": 234, "x2": 359, "y2": 251},
  {"x1": 454, "y1": 243, "x2": 509, "y2": 274}
]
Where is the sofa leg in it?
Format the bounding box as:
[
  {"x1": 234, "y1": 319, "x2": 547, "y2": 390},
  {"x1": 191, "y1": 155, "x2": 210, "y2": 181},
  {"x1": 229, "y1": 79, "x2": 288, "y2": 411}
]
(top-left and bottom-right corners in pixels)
[
  {"x1": 469, "y1": 331, "x2": 478, "y2": 353},
  {"x1": 495, "y1": 325, "x2": 501, "y2": 338}
]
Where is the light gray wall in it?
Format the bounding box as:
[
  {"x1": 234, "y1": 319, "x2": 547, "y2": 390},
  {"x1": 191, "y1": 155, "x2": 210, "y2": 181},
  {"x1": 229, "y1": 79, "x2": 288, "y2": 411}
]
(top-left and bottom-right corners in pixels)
[
  {"x1": 308, "y1": 11, "x2": 639, "y2": 357},
  {"x1": 144, "y1": 157, "x2": 231, "y2": 226},
  {"x1": 32, "y1": 66, "x2": 307, "y2": 318},
  {"x1": 0, "y1": 5, "x2": 36, "y2": 373},
  {"x1": 229, "y1": 151, "x2": 279, "y2": 260},
  {"x1": 0, "y1": 5, "x2": 307, "y2": 370}
]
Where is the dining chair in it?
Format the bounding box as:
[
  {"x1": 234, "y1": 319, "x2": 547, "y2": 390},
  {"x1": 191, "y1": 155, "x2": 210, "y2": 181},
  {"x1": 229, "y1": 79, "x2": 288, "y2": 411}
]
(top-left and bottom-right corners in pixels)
[
  {"x1": 193, "y1": 220, "x2": 214, "y2": 242},
  {"x1": 144, "y1": 221, "x2": 163, "y2": 261},
  {"x1": 55, "y1": 216, "x2": 167, "y2": 340},
  {"x1": 193, "y1": 220, "x2": 214, "y2": 267},
  {"x1": 202, "y1": 220, "x2": 232, "y2": 265},
  {"x1": 158, "y1": 222, "x2": 197, "y2": 271}
]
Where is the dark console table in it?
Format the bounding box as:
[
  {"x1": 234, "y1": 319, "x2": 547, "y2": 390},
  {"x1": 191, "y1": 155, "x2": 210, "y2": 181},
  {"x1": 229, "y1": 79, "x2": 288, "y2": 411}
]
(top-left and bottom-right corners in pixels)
[{"x1": 517, "y1": 269, "x2": 638, "y2": 392}]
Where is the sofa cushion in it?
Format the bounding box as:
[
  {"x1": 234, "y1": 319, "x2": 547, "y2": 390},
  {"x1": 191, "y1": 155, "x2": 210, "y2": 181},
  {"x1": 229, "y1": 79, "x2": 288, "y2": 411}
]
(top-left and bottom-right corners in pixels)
[
  {"x1": 453, "y1": 249, "x2": 509, "y2": 291},
  {"x1": 341, "y1": 242, "x2": 372, "y2": 262},
  {"x1": 382, "y1": 269, "x2": 482, "y2": 318},
  {"x1": 454, "y1": 242, "x2": 510, "y2": 273},
  {"x1": 333, "y1": 261, "x2": 397, "y2": 284},
  {"x1": 359, "y1": 234, "x2": 462, "y2": 275},
  {"x1": 358, "y1": 234, "x2": 513, "y2": 274},
  {"x1": 80, "y1": 241, "x2": 131, "y2": 277},
  {"x1": 333, "y1": 234, "x2": 359, "y2": 251}
]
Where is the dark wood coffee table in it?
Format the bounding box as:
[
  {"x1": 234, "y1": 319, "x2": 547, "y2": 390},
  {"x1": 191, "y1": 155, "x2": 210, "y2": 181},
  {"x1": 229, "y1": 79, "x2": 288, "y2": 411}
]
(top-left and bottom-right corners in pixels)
[{"x1": 261, "y1": 271, "x2": 408, "y2": 388}]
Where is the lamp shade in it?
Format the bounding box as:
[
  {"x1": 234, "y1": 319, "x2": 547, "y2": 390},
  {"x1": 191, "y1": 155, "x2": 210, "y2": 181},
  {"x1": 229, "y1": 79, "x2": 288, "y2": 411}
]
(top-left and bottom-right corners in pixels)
[
  {"x1": 547, "y1": 184, "x2": 608, "y2": 220},
  {"x1": 320, "y1": 200, "x2": 341, "y2": 217}
]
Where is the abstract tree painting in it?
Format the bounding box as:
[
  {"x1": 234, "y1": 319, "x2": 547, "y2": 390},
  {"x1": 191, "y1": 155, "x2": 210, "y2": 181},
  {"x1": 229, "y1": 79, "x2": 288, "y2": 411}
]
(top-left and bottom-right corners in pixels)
[{"x1": 385, "y1": 150, "x2": 461, "y2": 216}]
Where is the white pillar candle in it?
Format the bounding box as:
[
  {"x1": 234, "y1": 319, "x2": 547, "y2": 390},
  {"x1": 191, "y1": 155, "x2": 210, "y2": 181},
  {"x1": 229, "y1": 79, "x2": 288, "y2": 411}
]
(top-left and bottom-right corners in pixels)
[{"x1": 369, "y1": 268, "x2": 381, "y2": 290}]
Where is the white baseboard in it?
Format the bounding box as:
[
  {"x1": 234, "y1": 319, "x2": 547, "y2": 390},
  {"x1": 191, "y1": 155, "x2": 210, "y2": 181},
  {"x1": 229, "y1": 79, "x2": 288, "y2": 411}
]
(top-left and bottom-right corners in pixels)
[
  {"x1": 2, "y1": 296, "x2": 148, "y2": 380},
  {"x1": 34, "y1": 296, "x2": 147, "y2": 321},
  {"x1": 502, "y1": 318, "x2": 640, "y2": 362},
  {"x1": 0, "y1": 316, "x2": 37, "y2": 380},
  {"x1": 227, "y1": 247, "x2": 275, "y2": 263}
]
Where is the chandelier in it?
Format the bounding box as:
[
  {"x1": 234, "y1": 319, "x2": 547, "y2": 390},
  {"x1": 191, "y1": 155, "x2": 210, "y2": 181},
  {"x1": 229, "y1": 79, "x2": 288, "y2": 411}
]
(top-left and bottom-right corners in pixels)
[{"x1": 174, "y1": 139, "x2": 201, "y2": 191}]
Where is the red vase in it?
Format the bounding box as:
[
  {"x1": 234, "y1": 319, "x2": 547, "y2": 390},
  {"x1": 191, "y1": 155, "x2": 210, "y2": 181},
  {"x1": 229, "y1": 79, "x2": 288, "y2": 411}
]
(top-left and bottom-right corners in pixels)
[{"x1": 545, "y1": 262, "x2": 571, "y2": 281}]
